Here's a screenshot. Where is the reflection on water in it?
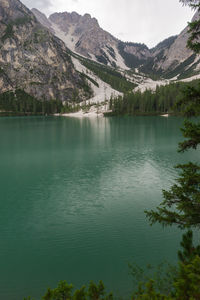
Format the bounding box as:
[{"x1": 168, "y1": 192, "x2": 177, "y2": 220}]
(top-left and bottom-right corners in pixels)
[{"x1": 0, "y1": 116, "x2": 199, "y2": 299}]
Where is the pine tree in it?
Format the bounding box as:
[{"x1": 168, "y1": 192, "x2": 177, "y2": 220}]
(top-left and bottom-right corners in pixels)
[
  {"x1": 145, "y1": 1, "x2": 200, "y2": 229},
  {"x1": 178, "y1": 230, "x2": 200, "y2": 262}
]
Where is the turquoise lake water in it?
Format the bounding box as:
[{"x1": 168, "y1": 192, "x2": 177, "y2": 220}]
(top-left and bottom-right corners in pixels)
[{"x1": 0, "y1": 116, "x2": 199, "y2": 299}]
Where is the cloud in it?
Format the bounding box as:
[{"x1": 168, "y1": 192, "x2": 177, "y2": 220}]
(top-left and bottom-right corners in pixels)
[
  {"x1": 21, "y1": 0, "x2": 194, "y2": 48},
  {"x1": 118, "y1": 32, "x2": 125, "y2": 37},
  {"x1": 22, "y1": 0, "x2": 53, "y2": 11}
]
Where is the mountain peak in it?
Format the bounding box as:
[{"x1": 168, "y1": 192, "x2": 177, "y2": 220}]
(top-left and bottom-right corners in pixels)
[
  {"x1": 83, "y1": 13, "x2": 91, "y2": 19},
  {"x1": 48, "y1": 10, "x2": 112, "y2": 61}
]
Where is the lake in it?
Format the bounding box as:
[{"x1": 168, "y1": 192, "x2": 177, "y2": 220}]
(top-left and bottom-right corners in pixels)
[{"x1": 0, "y1": 116, "x2": 199, "y2": 299}]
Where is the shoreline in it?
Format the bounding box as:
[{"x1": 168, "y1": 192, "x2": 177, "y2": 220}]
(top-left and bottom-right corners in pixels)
[
  {"x1": 55, "y1": 111, "x2": 104, "y2": 118},
  {"x1": 160, "y1": 113, "x2": 169, "y2": 117}
]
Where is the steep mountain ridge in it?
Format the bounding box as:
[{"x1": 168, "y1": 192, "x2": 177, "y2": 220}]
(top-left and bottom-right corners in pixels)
[
  {"x1": 0, "y1": 0, "x2": 92, "y2": 101},
  {"x1": 32, "y1": 8, "x2": 123, "y2": 68},
  {"x1": 32, "y1": 8, "x2": 151, "y2": 70}
]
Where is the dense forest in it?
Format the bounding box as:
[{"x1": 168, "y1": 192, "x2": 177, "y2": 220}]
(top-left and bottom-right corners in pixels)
[
  {"x1": 0, "y1": 89, "x2": 81, "y2": 115},
  {"x1": 109, "y1": 79, "x2": 200, "y2": 115}
]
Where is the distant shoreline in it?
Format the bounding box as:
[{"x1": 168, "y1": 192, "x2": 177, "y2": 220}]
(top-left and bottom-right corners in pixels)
[{"x1": 0, "y1": 111, "x2": 178, "y2": 118}]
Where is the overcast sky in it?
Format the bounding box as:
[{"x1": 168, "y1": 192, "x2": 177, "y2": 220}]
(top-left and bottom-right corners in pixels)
[{"x1": 21, "y1": 0, "x2": 194, "y2": 48}]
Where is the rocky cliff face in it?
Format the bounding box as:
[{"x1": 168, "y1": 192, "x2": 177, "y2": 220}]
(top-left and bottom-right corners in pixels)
[{"x1": 0, "y1": 0, "x2": 92, "y2": 101}]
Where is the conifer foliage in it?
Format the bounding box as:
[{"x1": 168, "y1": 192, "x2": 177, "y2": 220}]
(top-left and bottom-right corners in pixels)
[{"x1": 146, "y1": 0, "x2": 200, "y2": 229}]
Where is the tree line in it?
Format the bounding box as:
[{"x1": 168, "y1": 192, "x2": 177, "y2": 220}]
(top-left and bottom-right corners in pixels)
[
  {"x1": 0, "y1": 89, "x2": 80, "y2": 115},
  {"x1": 109, "y1": 79, "x2": 200, "y2": 115},
  {"x1": 80, "y1": 57, "x2": 137, "y2": 93}
]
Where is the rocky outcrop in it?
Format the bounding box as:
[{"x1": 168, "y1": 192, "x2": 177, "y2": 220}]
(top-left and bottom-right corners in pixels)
[{"x1": 0, "y1": 0, "x2": 92, "y2": 101}]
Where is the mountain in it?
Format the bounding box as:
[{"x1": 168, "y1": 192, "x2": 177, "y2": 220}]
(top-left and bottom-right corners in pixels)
[
  {"x1": 32, "y1": 8, "x2": 125, "y2": 69},
  {"x1": 1, "y1": 0, "x2": 200, "y2": 109},
  {"x1": 32, "y1": 8, "x2": 155, "y2": 71},
  {"x1": 0, "y1": 0, "x2": 92, "y2": 101},
  {"x1": 32, "y1": 8, "x2": 200, "y2": 80}
]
